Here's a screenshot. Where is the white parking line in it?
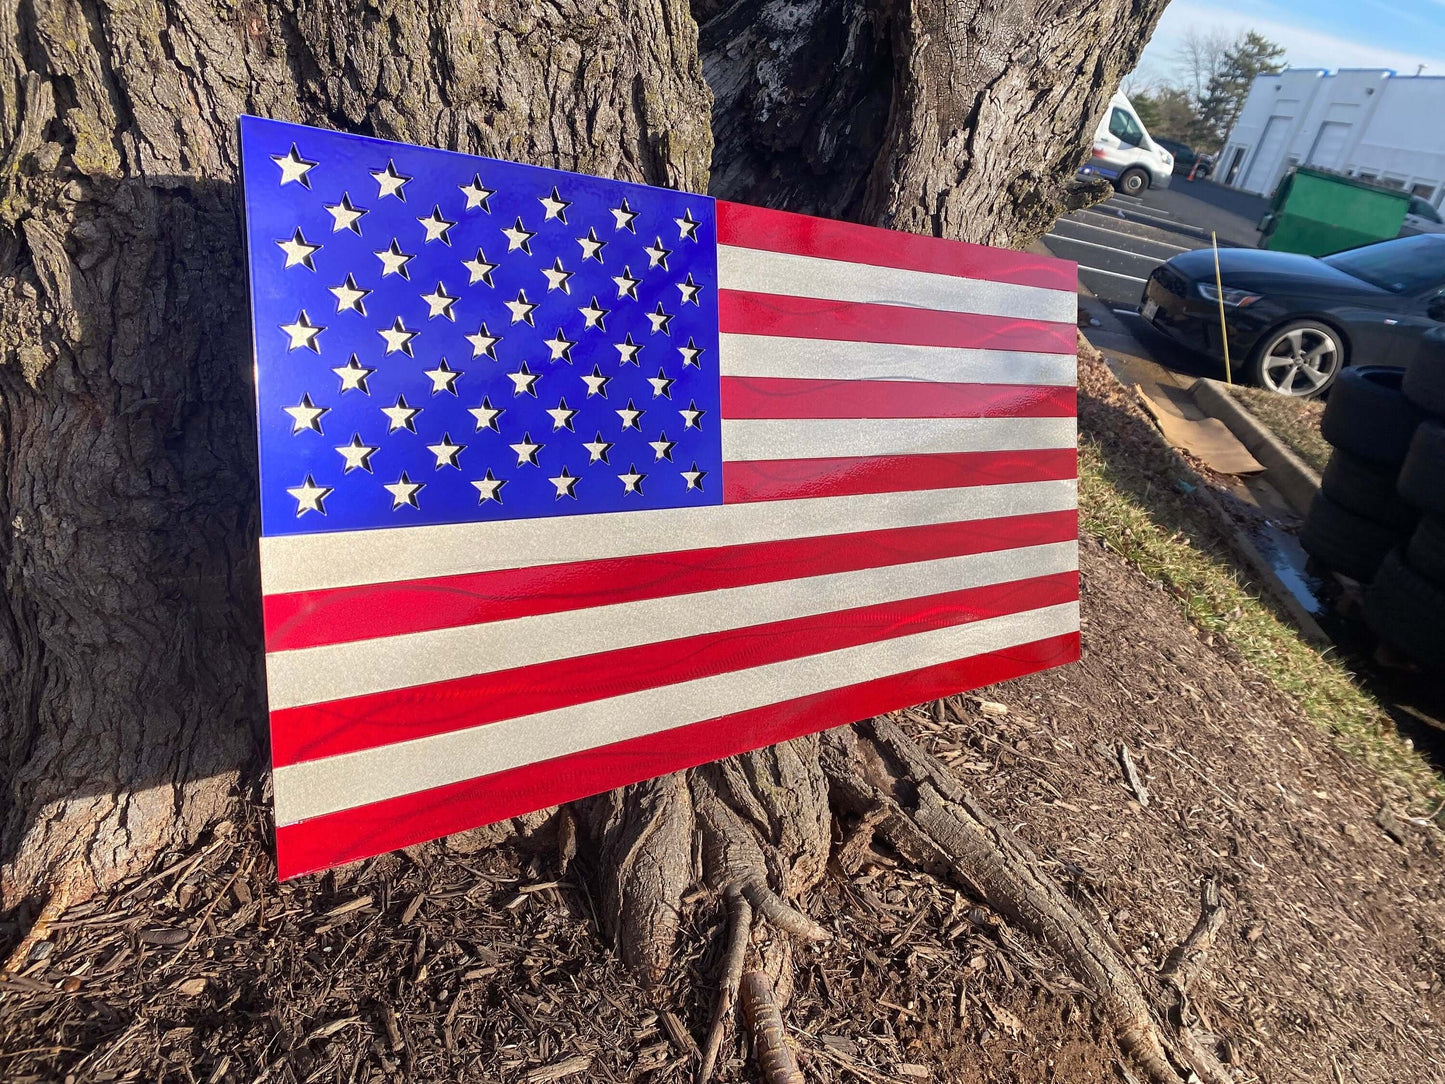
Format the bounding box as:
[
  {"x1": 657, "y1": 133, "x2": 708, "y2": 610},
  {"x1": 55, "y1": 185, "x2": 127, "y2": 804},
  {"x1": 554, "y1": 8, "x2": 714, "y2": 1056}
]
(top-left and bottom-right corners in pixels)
[
  {"x1": 1078, "y1": 266, "x2": 1149, "y2": 284},
  {"x1": 1082, "y1": 205, "x2": 1189, "y2": 233},
  {"x1": 1044, "y1": 233, "x2": 1169, "y2": 262},
  {"x1": 1108, "y1": 196, "x2": 1171, "y2": 216},
  {"x1": 1051, "y1": 218, "x2": 1191, "y2": 252}
]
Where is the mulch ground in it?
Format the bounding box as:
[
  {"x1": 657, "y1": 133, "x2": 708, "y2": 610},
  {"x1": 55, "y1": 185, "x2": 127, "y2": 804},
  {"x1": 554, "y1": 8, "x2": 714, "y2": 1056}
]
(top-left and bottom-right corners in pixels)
[{"x1": 4, "y1": 374, "x2": 1445, "y2": 1084}]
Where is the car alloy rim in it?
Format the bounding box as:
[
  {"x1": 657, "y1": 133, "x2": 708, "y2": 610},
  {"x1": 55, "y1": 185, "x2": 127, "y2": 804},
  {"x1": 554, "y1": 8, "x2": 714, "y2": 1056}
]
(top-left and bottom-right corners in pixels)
[{"x1": 1260, "y1": 326, "x2": 1339, "y2": 396}]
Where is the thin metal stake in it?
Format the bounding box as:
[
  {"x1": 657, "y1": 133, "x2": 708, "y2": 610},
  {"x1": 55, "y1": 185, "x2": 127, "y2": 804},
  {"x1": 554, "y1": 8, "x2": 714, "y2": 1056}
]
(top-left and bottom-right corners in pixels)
[{"x1": 1211, "y1": 230, "x2": 1232, "y2": 385}]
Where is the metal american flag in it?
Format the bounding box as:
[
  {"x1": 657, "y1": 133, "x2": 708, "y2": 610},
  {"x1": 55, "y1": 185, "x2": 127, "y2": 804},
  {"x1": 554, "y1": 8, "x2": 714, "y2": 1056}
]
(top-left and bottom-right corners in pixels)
[{"x1": 239, "y1": 116, "x2": 1080, "y2": 879}]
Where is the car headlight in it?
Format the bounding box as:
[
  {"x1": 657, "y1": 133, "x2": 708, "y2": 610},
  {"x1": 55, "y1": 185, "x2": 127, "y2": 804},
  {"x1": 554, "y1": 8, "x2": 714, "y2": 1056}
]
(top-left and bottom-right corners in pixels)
[{"x1": 1198, "y1": 282, "x2": 1262, "y2": 307}]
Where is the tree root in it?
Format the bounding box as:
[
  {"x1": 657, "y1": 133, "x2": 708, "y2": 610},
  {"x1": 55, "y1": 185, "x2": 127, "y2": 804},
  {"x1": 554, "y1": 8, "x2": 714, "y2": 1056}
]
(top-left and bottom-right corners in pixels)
[
  {"x1": 820, "y1": 716, "x2": 1237, "y2": 1084},
  {"x1": 740, "y1": 970, "x2": 805, "y2": 1084},
  {"x1": 697, "y1": 886, "x2": 751, "y2": 1084}
]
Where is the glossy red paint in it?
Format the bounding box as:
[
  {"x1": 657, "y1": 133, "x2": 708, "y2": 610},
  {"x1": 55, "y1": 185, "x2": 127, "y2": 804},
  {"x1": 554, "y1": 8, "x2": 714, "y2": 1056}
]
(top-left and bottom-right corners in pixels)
[
  {"x1": 715, "y1": 201, "x2": 1078, "y2": 293},
  {"x1": 721, "y1": 448, "x2": 1078, "y2": 503},
  {"x1": 275, "y1": 630, "x2": 1081, "y2": 879},
  {"x1": 263, "y1": 508, "x2": 1078, "y2": 652},
  {"x1": 720, "y1": 376, "x2": 1076, "y2": 419},
  {"x1": 718, "y1": 291, "x2": 1077, "y2": 354}
]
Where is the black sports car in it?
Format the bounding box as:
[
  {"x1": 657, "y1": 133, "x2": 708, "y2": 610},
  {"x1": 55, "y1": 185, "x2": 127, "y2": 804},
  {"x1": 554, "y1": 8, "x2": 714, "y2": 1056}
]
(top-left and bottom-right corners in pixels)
[{"x1": 1141, "y1": 233, "x2": 1445, "y2": 397}]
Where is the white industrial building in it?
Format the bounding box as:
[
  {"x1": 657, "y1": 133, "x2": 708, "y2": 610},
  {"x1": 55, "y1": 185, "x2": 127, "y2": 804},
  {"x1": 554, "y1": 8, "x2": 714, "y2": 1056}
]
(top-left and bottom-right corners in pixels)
[{"x1": 1218, "y1": 69, "x2": 1445, "y2": 205}]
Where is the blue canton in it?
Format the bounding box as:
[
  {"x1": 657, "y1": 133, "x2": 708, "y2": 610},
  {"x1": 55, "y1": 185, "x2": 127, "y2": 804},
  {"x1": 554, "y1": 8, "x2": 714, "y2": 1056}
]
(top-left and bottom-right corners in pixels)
[{"x1": 240, "y1": 116, "x2": 723, "y2": 538}]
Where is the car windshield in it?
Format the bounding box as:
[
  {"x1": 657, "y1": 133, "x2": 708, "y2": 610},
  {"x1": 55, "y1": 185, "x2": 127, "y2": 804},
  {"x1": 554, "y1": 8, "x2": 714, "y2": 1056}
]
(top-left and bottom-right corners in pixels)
[{"x1": 1322, "y1": 234, "x2": 1445, "y2": 294}]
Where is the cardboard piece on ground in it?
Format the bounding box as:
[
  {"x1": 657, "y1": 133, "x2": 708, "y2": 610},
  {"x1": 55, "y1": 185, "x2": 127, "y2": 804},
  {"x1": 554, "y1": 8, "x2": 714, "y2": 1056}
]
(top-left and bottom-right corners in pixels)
[{"x1": 1134, "y1": 384, "x2": 1265, "y2": 475}]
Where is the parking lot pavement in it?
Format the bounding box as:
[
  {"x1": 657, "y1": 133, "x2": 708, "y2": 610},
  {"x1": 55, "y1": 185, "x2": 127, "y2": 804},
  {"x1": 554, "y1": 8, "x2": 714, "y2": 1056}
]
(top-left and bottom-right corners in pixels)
[{"x1": 1044, "y1": 178, "x2": 1268, "y2": 389}]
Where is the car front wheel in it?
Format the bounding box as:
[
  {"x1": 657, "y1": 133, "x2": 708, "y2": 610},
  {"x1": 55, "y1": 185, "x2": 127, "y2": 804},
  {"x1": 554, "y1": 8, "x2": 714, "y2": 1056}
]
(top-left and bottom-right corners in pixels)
[
  {"x1": 1248, "y1": 320, "x2": 1345, "y2": 398},
  {"x1": 1117, "y1": 167, "x2": 1149, "y2": 196}
]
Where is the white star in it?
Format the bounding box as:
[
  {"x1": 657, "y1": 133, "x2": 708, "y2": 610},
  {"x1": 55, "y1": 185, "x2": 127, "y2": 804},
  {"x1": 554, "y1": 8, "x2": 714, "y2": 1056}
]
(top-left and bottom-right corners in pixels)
[
  {"x1": 507, "y1": 361, "x2": 540, "y2": 396},
  {"x1": 546, "y1": 398, "x2": 577, "y2": 431},
  {"x1": 272, "y1": 144, "x2": 317, "y2": 188},
  {"x1": 287, "y1": 474, "x2": 331, "y2": 515},
  {"x1": 644, "y1": 237, "x2": 671, "y2": 269},
  {"x1": 616, "y1": 399, "x2": 643, "y2": 430},
  {"x1": 676, "y1": 273, "x2": 702, "y2": 305},
  {"x1": 463, "y1": 248, "x2": 497, "y2": 286},
  {"x1": 469, "y1": 396, "x2": 504, "y2": 432},
  {"x1": 576, "y1": 227, "x2": 606, "y2": 262},
  {"x1": 541, "y1": 258, "x2": 574, "y2": 293},
  {"x1": 583, "y1": 431, "x2": 613, "y2": 463},
  {"x1": 472, "y1": 469, "x2": 506, "y2": 503},
  {"x1": 544, "y1": 329, "x2": 576, "y2": 363},
  {"x1": 329, "y1": 274, "x2": 370, "y2": 315},
  {"x1": 619, "y1": 464, "x2": 646, "y2": 495},
  {"x1": 325, "y1": 193, "x2": 368, "y2": 234},
  {"x1": 510, "y1": 432, "x2": 543, "y2": 465},
  {"x1": 466, "y1": 322, "x2": 501, "y2": 359},
  {"x1": 649, "y1": 432, "x2": 676, "y2": 461},
  {"x1": 418, "y1": 205, "x2": 456, "y2": 245},
  {"x1": 335, "y1": 434, "x2": 377, "y2": 474},
  {"x1": 678, "y1": 338, "x2": 704, "y2": 367},
  {"x1": 615, "y1": 334, "x2": 642, "y2": 364},
  {"x1": 579, "y1": 297, "x2": 609, "y2": 330},
  {"x1": 372, "y1": 160, "x2": 411, "y2": 200},
  {"x1": 384, "y1": 471, "x2": 424, "y2": 509},
  {"x1": 421, "y1": 282, "x2": 458, "y2": 320},
  {"x1": 280, "y1": 311, "x2": 324, "y2": 352},
  {"x1": 611, "y1": 198, "x2": 638, "y2": 232},
  {"x1": 423, "y1": 358, "x2": 462, "y2": 395},
  {"x1": 681, "y1": 462, "x2": 707, "y2": 491},
  {"x1": 539, "y1": 186, "x2": 571, "y2": 222},
  {"x1": 648, "y1": 370, "x2": 674, "y2": 398},
  {"x1": 276, "y1": 228, "x2": 321, "y2": 270},
  {"x1": 612, "y1": 267, "x2": 641, "y2": 300},
  {"x1": 505, "y1": 290, "x2": 538, "y2": 326},
  {"x1": 378, "y1": 317, "x2": 418, "y2": 356},
  {"x1": 549, "y1": 466, "x2": 580, "y2": 500},
  {"x1": 680, "y1": 400, "x2": 705, "y2": 429},
  {"x1": 581, "y1": 366, "x2": 611, "y2": 398},
  {"x1": 427, "y1": 433, "x2": 466, "y2": 469},
  {"x1": 375, "y1": 239, "x2": 415, "y2": 279},
  {"x1": 283, "y1": 392, "x2": 328, "y2": 434},
  {"x1": 333, "y1": 355, "x2": 375, "y2": 394},
  {"x1": 646, "y1": 304, "x2": 673, "y2": 335},
  {"x1": 382, "y1": 395, "x2": 421, "y2": 433},
  {"x1": 675, "y1": 208, "x2": 701, "y2": 242},
  {"x1": 459, "y1": 174, "x2": 494, "y2": 211},
  {"x1": 502, "y1": 218, "x2": 535, "y2": 253}
]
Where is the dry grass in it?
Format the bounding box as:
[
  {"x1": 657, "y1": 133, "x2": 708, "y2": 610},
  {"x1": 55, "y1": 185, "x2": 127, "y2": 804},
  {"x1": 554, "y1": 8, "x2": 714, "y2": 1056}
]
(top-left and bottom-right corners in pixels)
[
  {"x1": 1228, "y1": 384, "x2": 1330, "y2": 473},
  {"x1": 1079, "y1": 355, "x2": 1443, "y2": 811}
]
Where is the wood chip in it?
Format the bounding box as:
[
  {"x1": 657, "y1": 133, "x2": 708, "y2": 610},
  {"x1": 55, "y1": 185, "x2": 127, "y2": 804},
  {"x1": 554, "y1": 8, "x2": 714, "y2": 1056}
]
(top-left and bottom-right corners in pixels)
[
  {"x1": 1117, "y1": 742, "x2": 1150, "y2": 807},
  {"x1": 897, "y1": 1066, "x2": 931, "y2": 1080},
  {"x1": 661, "y1": 1010, "x2": 698, "y2": 1057},
  {"x1": 137, "y1": 927, "x2": 189, "y2": 946},
  {"x1": 175, "y1": 977, "x2": 207, "y2": 996},
  {"x1": 400, "y1": 893, "x2": 425, "y2": 925},
  {"x1": 526, "y1": 1054, "x2": 592, "y2": 1082},
  {"x1": 321, "y1": 895, "x2": 374, "y2": 920}
]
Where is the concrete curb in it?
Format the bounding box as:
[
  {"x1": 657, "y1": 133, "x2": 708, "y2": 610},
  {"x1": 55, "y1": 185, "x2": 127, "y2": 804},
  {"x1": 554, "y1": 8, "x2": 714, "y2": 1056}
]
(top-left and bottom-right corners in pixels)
[
  {"x1": 1092, "y1": 360, "x2": 1332, "y2": 644},
  {"x1": 1190, "y1": 378, "x2": 1322, "y2": 518}
]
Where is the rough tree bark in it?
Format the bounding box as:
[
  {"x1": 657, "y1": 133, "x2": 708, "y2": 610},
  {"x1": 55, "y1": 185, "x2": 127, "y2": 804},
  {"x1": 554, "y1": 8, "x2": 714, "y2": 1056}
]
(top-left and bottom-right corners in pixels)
[{"x1": 0, "y1": 0, "x2": 712, "y2": 910}]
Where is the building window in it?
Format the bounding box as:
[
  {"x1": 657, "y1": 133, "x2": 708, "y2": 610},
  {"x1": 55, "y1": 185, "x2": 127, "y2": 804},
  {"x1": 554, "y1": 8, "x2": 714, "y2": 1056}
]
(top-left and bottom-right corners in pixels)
[
  {"x1": 1357, "y1": 172, "x2": 1378, "y2": 182},
  {"x1": 1411, "y1": 183, "x2": 1435, "y2": 201},
  {"x1": 1380, "y1": 176, "x2": 1406, "y2": 190}
]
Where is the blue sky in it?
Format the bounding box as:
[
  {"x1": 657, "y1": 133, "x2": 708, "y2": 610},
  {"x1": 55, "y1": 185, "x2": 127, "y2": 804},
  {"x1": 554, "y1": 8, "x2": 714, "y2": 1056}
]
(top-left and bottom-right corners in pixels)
[{"x1": 1133, "y1": 0, "x2": 1445, "y2": 84}]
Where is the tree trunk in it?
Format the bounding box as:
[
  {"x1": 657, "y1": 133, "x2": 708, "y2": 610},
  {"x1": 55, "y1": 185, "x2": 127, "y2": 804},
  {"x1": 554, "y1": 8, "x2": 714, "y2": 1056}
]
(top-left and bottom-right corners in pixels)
[{"x1": 0, "y1": 0, "x2": 712, "y2": 911}]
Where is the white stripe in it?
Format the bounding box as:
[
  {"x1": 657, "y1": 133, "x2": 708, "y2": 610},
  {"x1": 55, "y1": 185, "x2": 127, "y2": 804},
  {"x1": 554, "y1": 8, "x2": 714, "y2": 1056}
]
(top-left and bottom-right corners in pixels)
[
  {"x1": 266, "y1": 541, "x2": 1078, "y2": 708},
  {"x1": 718, "y1": 334, "x2": 1077, "y2": 386},
  {"x1": 717, "y1": 245, "x2": 1077, "y2": 324},
  {"x1": 722, "y1": 417, "x2": 1077, "y2": 461},
  {"x1": 272, "y1": 601, "x2": 1079, "y2": 823},
  {"x1": 259, "y1": 478, "x2": 1078, "y2": 594}
]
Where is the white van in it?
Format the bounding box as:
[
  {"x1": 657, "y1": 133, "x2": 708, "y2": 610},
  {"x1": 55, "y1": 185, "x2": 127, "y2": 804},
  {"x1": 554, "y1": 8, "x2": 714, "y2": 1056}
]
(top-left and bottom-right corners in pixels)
[{"x1": 1077, "y1": 92, "x2": 1174, "y2": 196}]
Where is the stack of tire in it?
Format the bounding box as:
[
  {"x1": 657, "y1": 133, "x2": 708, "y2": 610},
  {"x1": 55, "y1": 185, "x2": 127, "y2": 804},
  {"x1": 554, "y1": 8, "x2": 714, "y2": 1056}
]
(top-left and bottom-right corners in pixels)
[{"x1": 1365, "y1": 344, "x2": 1445, "y2": 673}]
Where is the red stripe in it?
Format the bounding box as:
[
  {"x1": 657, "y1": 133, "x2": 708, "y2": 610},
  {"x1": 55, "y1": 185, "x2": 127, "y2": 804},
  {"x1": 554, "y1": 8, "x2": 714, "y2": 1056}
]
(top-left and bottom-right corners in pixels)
[
  {"x1": 715, "y1": 201, "x2": 1077, "y2": 293},
  {"x1": 263, "y1": 509, "x2": 1077, "y2": 651},
  {"x1": 270, "y1": 572, "x2": 1078, "y2": 767},
  {"x1": 723, "y1": 449, "x2": 1077, "y2": 503},
  {"x1": 719, "y1": 291, "x2": 1075, "y2": 354},
  {"x1": 275, "y1": 631, "x2": 1081, "y2": 879},
  {"x1": 721, "y1": 377, "x2": 1076, "y2": 419}
]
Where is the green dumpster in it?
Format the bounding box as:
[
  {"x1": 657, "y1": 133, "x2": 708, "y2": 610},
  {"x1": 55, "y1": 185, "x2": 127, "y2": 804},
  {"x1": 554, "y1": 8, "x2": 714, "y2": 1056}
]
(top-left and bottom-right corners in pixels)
[{"x1": 1258, "y1": 167, "x2": 1410, "y2": 256}]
